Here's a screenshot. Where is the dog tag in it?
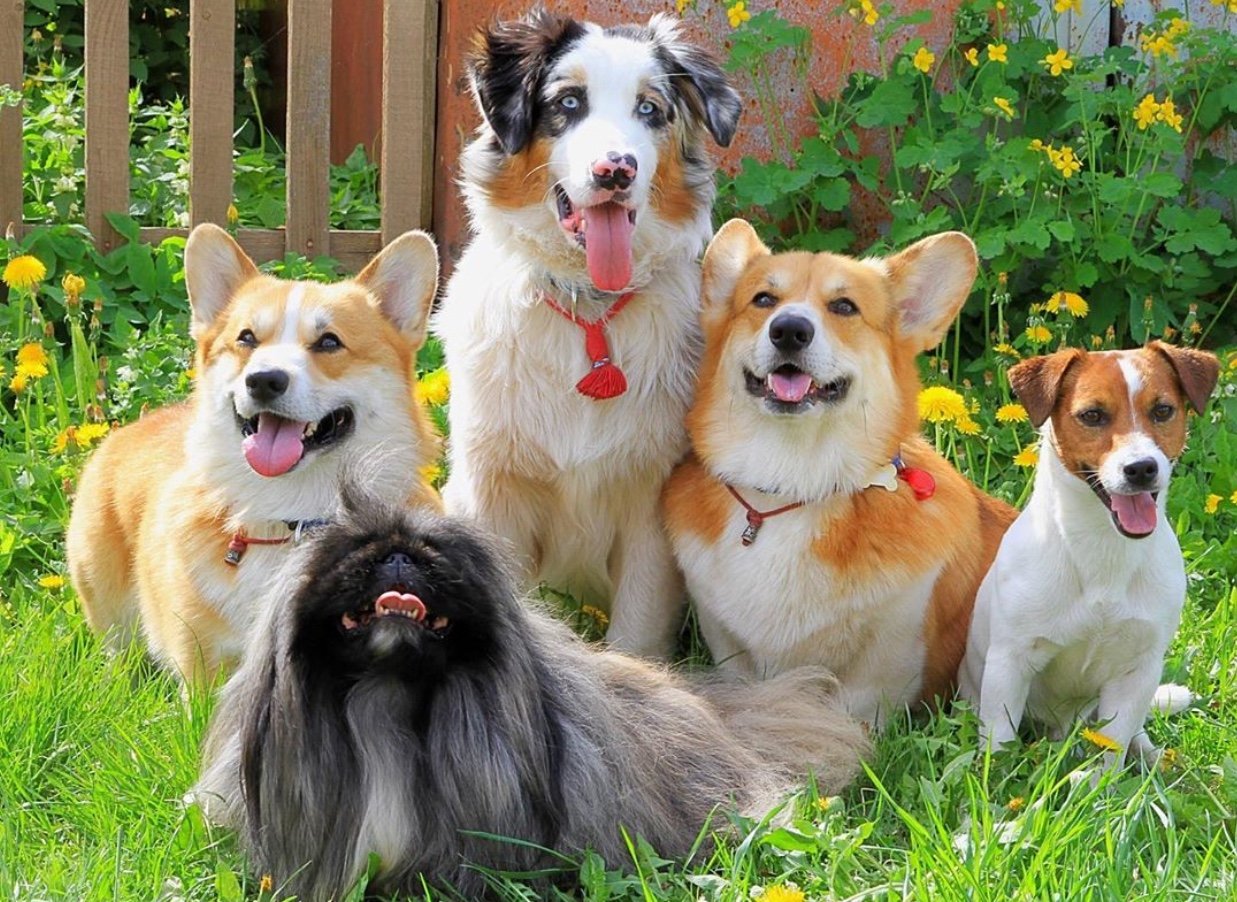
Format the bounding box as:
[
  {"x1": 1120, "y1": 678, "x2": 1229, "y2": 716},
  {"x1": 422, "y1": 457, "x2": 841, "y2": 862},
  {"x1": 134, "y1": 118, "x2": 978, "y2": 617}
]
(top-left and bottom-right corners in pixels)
[
  {"x1": 867, "y1": 463, "x2": 899, "y2": 492},
  {"x1": 740, "y1": 514, "x2": 762, "y2": 546}
]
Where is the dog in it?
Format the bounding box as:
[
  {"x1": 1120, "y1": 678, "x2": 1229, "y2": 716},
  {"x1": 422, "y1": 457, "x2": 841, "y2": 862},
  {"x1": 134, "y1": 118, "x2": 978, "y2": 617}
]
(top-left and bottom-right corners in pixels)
[
  {"x1": 434, "y1": 11, "x2": 743, "y2": 658},
  {"x1": 959, "y1": 343, "x2": 1219, "y2": 768},
  {"x1": 663, "y1": 220, "x2": 1018, "y2": 728},
  {"x1": 193, "y1": 497, "x2": 867, "y2": 900},
  {"x1": 66, "y1": 225, "x2": 442, "y2": 683}
]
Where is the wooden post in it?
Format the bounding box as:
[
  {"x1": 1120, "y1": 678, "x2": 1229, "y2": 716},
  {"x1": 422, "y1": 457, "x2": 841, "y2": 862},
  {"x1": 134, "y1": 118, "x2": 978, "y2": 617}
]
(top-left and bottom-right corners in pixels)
[
  {"x1": 0, "y1": 0, "x2": 23, "y2": 235},
  {"x1": 286, "y1": 0, "x2": 331, "y2": 259},
  {"x1": 189, "y1": 0, "x2": 236, "y2": 227},
  {"x1": 381, "y1": 0, "x2": 437, "y2": 245},
  {"x1": 85, "y1": 0, "x2": 130, "y2": 253}
]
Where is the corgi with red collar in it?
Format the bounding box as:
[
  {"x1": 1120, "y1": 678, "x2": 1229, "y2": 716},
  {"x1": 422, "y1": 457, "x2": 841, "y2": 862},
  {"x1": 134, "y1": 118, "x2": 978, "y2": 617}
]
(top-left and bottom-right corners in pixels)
[
  {"x1": 66, "y1": 225, "x2": 441, "y2": 683},
  {"x1": 959, "y1": 343, "x2": 1219, "y2": 768},
  {"x1": 664, "y1": 220, "x2": 1016, "y2": 727}
]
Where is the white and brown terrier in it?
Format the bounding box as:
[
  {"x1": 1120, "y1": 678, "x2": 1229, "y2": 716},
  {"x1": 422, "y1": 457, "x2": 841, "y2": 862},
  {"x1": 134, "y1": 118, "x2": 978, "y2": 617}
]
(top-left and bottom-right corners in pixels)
[{"x1": 960, "y1": 343, "x2": 1219, "y2": 768}]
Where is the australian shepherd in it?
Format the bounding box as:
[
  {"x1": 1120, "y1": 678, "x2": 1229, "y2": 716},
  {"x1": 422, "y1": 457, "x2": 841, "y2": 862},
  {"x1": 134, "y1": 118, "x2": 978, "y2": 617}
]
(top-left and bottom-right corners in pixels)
[{"x1": 435, "y1": 12, "x2": 742, "y2": 656}]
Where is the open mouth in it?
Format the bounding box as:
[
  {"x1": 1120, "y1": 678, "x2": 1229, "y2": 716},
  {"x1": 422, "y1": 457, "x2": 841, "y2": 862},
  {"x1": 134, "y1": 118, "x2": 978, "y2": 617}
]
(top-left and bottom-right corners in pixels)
[
  {"x1": 744, "y1": 365, "x2": 851, "y2": 411},
  {"x1": 554, "y1": 185, "x2": 637, "y2": 292},
  {"x1": 235, "y1": 407, "x2": 354, "y2": 477},
  {"x1": 340, "y1": 589, "x2": 452, "y2": 638},
  {"x1": 1083, "y1": 472, "x2": 1158, "y2": 539}
]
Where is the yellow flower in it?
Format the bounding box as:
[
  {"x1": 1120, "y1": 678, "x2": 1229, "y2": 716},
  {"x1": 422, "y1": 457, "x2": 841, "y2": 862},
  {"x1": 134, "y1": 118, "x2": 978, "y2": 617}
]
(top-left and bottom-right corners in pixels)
[
  {"x1": 9, "y1": 372, "x2": 28, "y2": 393},
  {"x1": 815, "y1": 796, "x2": 833, "y2": 812},
  {"x1": 1053, "y1": 0, "x2": 1081, "y2": 12},
  {"x1": 226, "y1": 202, "x2": 240, "y2": 225},
  {"x1": 1133, "y1": 93, "x2": 1160, "y2": 130},
  {"x1": 1140, "y1": 32, "x2": 1177, "y2": 59},
  {"x1": 17, "y1": 343, "x2": 49, "y2": 370},
  {"x1": 964, "y1": 47, "x2": 979, "y2": 67},
  {"x1": 38, "y1": 574, "x2": 65, "y2": 590},
  {"x1": 580, "y1": 604, "x2": 610, "y2": 628},
  {"x1": 1050, "y1": 145, "x2": 1082, "y2": 179},
  {"x1": 61, "y1": 272, "x2": 86, "y2": 302},
  {"x1": 1046, "y1": 291, "x2": 1088, "y2": 317},
  {"x1": 52, "y1": 426, "x2": 77, "y2": 454},
  {"x1": 416, "y1": 367, "x2": 450, "y2": 406},
  {"x1": 1007, "y1": 796, "x2": 1025, "y2": 811},
  {"x1": 1159, "y1": 747, "x2": 1178, "y2": 770},
  {"x1": 726, "y1": 1, "x2": 751, "y2": 28},
  {"x1": 1042, "y1": 48, "x2": 1074, "y2": 77},
  {"x1": 992, "y1": 96, "x2": 1015, "y2": 118},
  {"x1": 912, "y1": 46, "x2": 936, "y2": 74},
  {"x1": 1165, "y1": 17, "x2": 1189, "y2": 39},
  {"x1": 259, "y1": 874, "x2": 274, "y2": 894},
  {"x1": 1156, "y1": 97, "x2": 1184, "y2": 132},
  {"x1": 762, "y1": 887, "x2": 806, "y2": 902},
  {"x1": 956, "y1": 416, "x2": 981, "y2": 436},
  {"x1": 1014, "y1": 447, "x2": 1039, "y2": 467},
  {"x1": 1025, "y1": 324, "x2": 1053, "y2": 343},
  {"x1": 77, "y1": 422, "x2": 110, "y2": 446},
  {"x1": 993, "y1": 342, "x2": 1021, "y2": 360},
  {"x1": 1082, "y1": 728, "x2": 1122, "y2": 752},
  {"x1": 1230, "y1": 490, "x2": 1237, "y2": 505},
  {"x1": 1205, "y1": 494, "x2": 1222, "y2": 514},
  {"x1": 996, "y1": 403, "x2": 1028, "y2": 423},
  {"x1": 2, "y1": 255, "x2": 47, "y2": 291},
  {"x1": 987, "y1": 42, "x2": 1008, "y2": 63},
  {"x1": 848, "y1": 0, "x2": 879, "y2": 25},
  {"x1": 918, "y1": 385, "x2": 969, "y2": 424}
]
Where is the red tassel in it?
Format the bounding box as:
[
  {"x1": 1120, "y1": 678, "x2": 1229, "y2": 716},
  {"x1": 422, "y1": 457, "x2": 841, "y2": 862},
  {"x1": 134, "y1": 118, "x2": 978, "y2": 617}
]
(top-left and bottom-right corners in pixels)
[
  {"x1": 576, "y1": 359, "x2": 628, "y2": 399},
  {"x1": 898, "y1": 466, "x2": 936, "y2": 500}
]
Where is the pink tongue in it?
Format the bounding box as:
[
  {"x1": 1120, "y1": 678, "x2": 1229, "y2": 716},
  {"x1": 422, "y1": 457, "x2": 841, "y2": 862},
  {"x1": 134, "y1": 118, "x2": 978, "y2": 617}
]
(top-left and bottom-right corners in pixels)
[
  {"x1": 242, "y1": 412, "x2": 308, "y2": 477},
  {"x1": 768, "y1": 371, "x2": 813, "y2": 403},
  {"x1": 581, "y1": 202, "x2": 635, "y2": 292},
  {"x1": 375, "y1": 591, "x2": 426, "y2": 621},
  {"x1": 1110, "y1": 492, "x2": 1157, "y2": 536}
]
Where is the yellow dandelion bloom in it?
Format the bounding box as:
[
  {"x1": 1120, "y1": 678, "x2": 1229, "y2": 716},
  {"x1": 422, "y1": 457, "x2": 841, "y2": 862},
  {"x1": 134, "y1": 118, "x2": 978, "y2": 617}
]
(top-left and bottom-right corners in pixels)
[
  {"x1": 1042, "y1": 48, "x2": 1074, "y2": 76},
  {"x1": 956, "y1": 416, "x2": 982, "y2": 435},
  {"x1": 1053, "y1": 0, "x2": 1081, "y2": 12},
  {"x1": 416, "y1": 367, "x2": 450, "y2": 406},
  {"x1": 580, "y1": 604, "x2": 610, "y2": 628},
  {"x1": 815, "y1": 796, "x2": 833, "y2": 812},
  {"x1": 1082, "y1": 727, "x2": 1122, "y2": 752},
  {"x1": 964, "y1": 47, "x2": 979, "y2": 67},
  {"x1": 996, "y1": 403, "x2": 1028, "y2": 423},
  {"x1": 1133, "y1": 94, "x2": 1159, "y2": 130},
  {"x1": 987, "y1": 42, "x2": 1008, "y2": 63},
  {"x1": 17, "y1": 343, "x2": 49, "y2": 369},
  {"x1": 61, "y1": 272, "x2": 86, "y2": 302},
  {"x1": 9, "y1": 372, "x2": 28, "y2": 393},
  {"x1": 993, "y1": 343, "x2": 1021, "y2": 360},
  {"x1": 726, "y1": 1, "x2": 751, "y2": 28},
  {"x1": 1090, "y1": 335, "x2": 1104, "y2": 349},
  {"x1": 1007, "y1": 796, "x2": 1025, "y2": 811},
  {"x1": 38, "y1": 574, "x2": 66, "y2": 590},
  {"x1": 993, "y1": 96, "x2": 1015, "y2": 118},
  {"x1": 912, "y1": 46, "x2": 936, "y2": 74},
  {"x1": 1046, "y1": 291, "x2": 1088, "y2": 317},
  {"x1": 2, "y1": 255, "x2": 47, "y2": 291},
  {"x1": 918, "y1": 385, "x2": 969, "y2": 424},
  {"x1": 1025, "y1": 324, "x2": 1053, "y2": 343},
  {"x1": 1159, "y1": 747, "x2": 1179, "y2": 770},
  {"x1": 52, "y1": 426, "x2": 77, "y2": 454},
  {"x1": 259, "y1": 874, "x2": 274, "y2": 893},
  {"x1": 1205, "y1": 494, "x2": 1222, "y2": 514},
  {"x1": 1014, "y1": 447, "x2": 1039, "y2": 467},
  {"x1": 226, "y1": 202, "x2": 240, "y2": 225},
  {"x1": 763, "y1": 887, "x2": 806, "y2": 902},
  {"x1": 77, "y1": 422, "x2": 110, "y2": 446}
]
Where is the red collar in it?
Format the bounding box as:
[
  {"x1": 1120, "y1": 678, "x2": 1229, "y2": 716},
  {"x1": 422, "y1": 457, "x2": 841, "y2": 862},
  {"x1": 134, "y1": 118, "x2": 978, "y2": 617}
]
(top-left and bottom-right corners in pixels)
[
  {"x1": 224, "y1": 518, "x2": 331, "y2": 566},
  {"x1": 542, "y1": 291, "x2": 636, "y2": 400}
]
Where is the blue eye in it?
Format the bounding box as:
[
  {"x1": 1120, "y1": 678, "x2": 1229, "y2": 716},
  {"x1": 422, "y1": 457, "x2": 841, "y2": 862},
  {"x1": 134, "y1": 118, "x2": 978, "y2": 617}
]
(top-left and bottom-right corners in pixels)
[
  {"x1": 560, "y1": 94, "x2": 580, "y2": 110},
  {"x1": 637, "y1": 100, "x2": 656, "y2": 116}
]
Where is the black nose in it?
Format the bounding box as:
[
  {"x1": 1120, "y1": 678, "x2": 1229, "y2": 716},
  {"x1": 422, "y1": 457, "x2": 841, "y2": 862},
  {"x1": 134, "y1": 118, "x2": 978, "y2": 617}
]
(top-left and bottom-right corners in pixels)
[
  {"x1": 768, "y1": 314, "x2": 815, "y2": 353},
  {"x1": 1123, "y1": 458, "x2": 1159, "y2": 488},
  {"x1": 245, "y1": 369, "x2": 290, "y2": 403},
  {"x1": 377, "y1": 551, "x2": 415, "y2": 585}
]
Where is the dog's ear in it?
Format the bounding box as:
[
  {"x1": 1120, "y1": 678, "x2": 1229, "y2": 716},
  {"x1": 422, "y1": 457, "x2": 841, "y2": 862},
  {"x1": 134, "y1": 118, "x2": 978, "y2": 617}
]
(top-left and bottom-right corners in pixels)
[
  {"x1": 881, "y1": 232, "x2": 977, "y2": 353},
  {"x1": 355, "y1": 230, "x2": 439, "y2": 346},
  {"x1": 469, "y1": 11, "x2": 586, "y2": 155},
  {"x1": 649, "y1": 14, "x2": 742, "y2": 147},
  {"x1": 703, "y1": 219, "x2": 769, "y2": 310},
  {"x1": 1008, "y1": 349, "x2": 1086, "y2": 427},
  {"x1": 1147, "y1": 341, "x2": 1220, "y2": 414},
  {"x1": 184, "y1": 224, "x2": 260, "y2": 336}
]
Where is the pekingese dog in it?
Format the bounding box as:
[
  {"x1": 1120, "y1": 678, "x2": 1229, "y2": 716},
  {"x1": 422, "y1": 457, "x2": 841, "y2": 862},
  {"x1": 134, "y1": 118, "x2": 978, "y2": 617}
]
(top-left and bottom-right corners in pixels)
[{"x1": 194, "y1": 495, "x2": 867, "y2": 899}]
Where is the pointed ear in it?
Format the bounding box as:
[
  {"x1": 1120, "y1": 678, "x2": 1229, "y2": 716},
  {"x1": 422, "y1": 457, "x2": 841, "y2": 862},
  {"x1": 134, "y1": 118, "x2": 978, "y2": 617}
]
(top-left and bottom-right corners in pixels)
[
  {"x1": 702, "y1": 219, "x2": 769, "y2": 309},
  {"x1": 883, "y1": 231, "x2": 978, "y2": 352},
  {"x1": 184, "y1": 224, "x2": 260, "y2": 336},
  {"x1": 1008, "y1": 349, "x2": 1086, "y2": 427},
  {"x1": 1147, "y1": 341, "x2": 1220, "y2": 414},
  {"x1": 648, "y1": 14, "x2": 742, "y2": 147},
  {"x1": 355, "y1": 230, "x2": 439, "y2": 346}
]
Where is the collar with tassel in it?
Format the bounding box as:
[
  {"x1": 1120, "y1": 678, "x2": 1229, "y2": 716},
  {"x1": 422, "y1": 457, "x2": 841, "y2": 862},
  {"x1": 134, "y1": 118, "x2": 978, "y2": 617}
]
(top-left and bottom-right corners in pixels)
[{"x1": 542, "y1": 290, "x2": 636, "y2": 401}]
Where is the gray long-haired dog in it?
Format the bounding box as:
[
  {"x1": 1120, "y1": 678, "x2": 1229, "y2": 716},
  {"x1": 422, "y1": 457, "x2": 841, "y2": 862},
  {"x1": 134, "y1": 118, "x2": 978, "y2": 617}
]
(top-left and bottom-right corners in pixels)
[{"x1": 194, "y1": 497, "x2": 867, "y2": 899}]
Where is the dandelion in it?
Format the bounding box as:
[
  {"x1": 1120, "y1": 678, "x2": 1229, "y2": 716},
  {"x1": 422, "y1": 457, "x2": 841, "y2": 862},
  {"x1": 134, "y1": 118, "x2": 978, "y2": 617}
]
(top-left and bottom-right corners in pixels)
[
  {"x1": 52, "y1": 426, "x2": 78, "y2": 454},
  {"x1": 1133, "y1": 94, "x2": 1159, "y2": 130},
  {"x1": 1082, "y1": 727, "x2": 1122, "y2": 752},
  {"x1": 762, "y1": 887, "x2": 806, "y2": 902},
  {"x1": 1159, "y1": 747, "x2": 1179, "y2": 770},
  {"x1": 1205, "y1": 494, "x2": 1221, "y2": 514},
  {"x1": 1230, "y1": 490, "x2": 1237, "y2": 505},
  {"x1": 912, "y1": 46, "x2": 936, "y2": 74},
  {"x1": 1042, "y1": 48, "x2": 1074, "y2": 76},
  {"x1": 996, "y1": 403, "x2": 1028, "y2": 423},
  {"x1": 964, "y1": 47, "x2": 979, "y2": 67},
  {"x1": 1053, "y1": 0, "x2": 1081, "y2": 12},
  {"x1": 993, "y1": 343, "x2": 1021, "y2": 360},
  {"x1": 1046, "y1": 291, "x2": 1088, "y2": 317},
  {"x1": 1025, "y1": 324, "x2": 1052, "y2": 343},
  {"x1": 815, "y1": 796, "x2": 833, "y2": 812},
  {"x1": 2, "y1": 255, "x2": 47, "y2": 291},
  {"x1": 226, "y1": 202, "x2": 240, "y2": 226},
  {"x1": 987, "y1": 42, "x2": 1008, "y2": 63},
  {"x1": 77, "y1": 422, "x2": 110, "y2": 446},
  {"x1": 416, "y1": 367, "x2": 450, "y2": 406},
  {"x1": 992, "y1": 96, "x2": 1015, "y2": 118},
  {"x1": 1014, "y1": 447, "x2": 1039, "y2": 467},
  {"x1": 9, "y1": 372, "x2": 28, "y2": 393},
  {"x1": 258, "y1": 875, "x2": 274, "y2": 894},
  {"x1": 580, "y1": 604, "x2": 610, "y2": 629},
  {"x1": 17, "y1": 343, "x2": 49, "y2": 371},
  {"x1": 726, "y1": 1, "x2": 751, "y2": 28},
  {"x1": 956, "y1": 416, "x2": 981, "y2": 435},
  {"x1": 61, "y1": 272, "x2": 86, "y2": 304},
  {"x1": 918, "y1": 385, "x2": 969, "y2": 424},
  {"x1": 38, "y1": 574, "x2": 65, "y2": 590},
  {"x1": 1007, "y1": 796, "x2": 1026, "y2": 811},
  {"x1": 1091, "y1": 335, "x2": 1104, "y2": 349}
]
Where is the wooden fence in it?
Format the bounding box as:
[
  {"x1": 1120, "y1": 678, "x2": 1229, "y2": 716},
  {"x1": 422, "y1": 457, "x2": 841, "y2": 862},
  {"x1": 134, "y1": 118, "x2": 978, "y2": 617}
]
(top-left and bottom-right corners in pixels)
[{"x1": 0, "y1": 0, "x2": 438, "y2": 271}]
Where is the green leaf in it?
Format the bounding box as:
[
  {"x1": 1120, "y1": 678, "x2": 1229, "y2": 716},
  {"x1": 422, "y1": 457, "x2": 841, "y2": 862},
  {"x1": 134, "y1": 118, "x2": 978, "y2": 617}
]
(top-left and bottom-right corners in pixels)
[
  {"x1": 812, "y1": 178, "x2": 851, "y2": 212},
  {"x1": 1096, "y1": 232, "x2": 1134, "y2": 263},
  {"x1": 1142, "y1": 172, "x2": 1183, "y2": 199},
  {"x1": 215, "y1": 866, "x2": 243, "y2": 902},
  {"x1": 1047, "y1": 220, "x2": 1075, "y2": 243},
  {"x1": 103, "y1": 212, "x2": 140, "y2": 242},
  {"x1": 975, "y1": 229, "x2": 1007, "y2": 259},
  {"x1": 124, "y1": 243, "x2": 158, "y2": 297},
  {"x1": 856, "y1": 78, "x2": 916, "y2": 127}
]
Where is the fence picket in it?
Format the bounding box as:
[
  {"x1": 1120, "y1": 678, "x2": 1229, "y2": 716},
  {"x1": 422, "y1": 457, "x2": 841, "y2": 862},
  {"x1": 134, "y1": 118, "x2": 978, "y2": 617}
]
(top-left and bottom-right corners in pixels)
[
  {"x1": 85, "y1": 0, "x2": 130, "y2": 252},
  {"x1": 286, "y1": 0, "x2": 332, "y2": 259},
  {"x1": 189, "y1": 0, "x2": 235, "y2": 227},
  {"x1": 0, "y1": 0, "x2": 22, "y2": 234},
  {"x1": 381, "y1": 0, "x2": 437, "y2": 245}
]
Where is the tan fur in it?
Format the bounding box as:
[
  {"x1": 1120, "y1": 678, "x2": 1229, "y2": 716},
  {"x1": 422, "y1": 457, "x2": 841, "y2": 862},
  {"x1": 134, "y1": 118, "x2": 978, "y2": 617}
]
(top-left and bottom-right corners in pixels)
[{"x1": 67, "y1": 227, "x2": 441, "y2": 683}]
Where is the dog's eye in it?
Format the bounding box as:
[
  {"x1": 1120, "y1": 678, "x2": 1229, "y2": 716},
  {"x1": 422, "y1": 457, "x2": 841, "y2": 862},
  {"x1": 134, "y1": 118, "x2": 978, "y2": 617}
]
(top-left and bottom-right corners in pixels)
[
  {"x1": 559, "y1": 93, "x2": 581, "y2": 111},
  {"x1": 752, "y1": 292, "x2": 777, "y2": 309},
  {"x1": 1151, "y1": 402, "x2": 1175, "y2": 423},
  {"x1": 636, "y1": 99, "x2": 657, "y2": 117},
  {"x1": 828, "y1": 298, "x2": 859, "y2": 317},
  {"x1": 1077, "y1": 408, "x2": 1108, "y2": 427},
  {"x1": 313, "y1": 332, "x2": 344, "y2": 352},
  {"x1": 236, "y1": 329, "x2": 257, "y2": 348}
]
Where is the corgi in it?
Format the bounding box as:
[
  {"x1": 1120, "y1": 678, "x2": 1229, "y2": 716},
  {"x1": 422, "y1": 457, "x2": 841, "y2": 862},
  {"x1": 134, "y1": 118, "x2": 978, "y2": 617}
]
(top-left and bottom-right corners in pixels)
[
  {"x1": 664, "y1": 220, "x2": 1017, "y2": 727},
  {"x1": 66, "y1": 225, "x2": 441, "y2": 683},
  {"x1": 435, "y1": 12, "x2": 742, "y2": 657},
  {"x1": 959, "y1": 343, "x2": 1219, "y2": 768}
]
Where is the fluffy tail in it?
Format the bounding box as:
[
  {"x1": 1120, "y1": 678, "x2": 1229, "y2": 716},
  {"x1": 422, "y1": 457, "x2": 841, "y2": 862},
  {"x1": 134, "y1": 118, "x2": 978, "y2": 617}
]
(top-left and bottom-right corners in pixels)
[
  {"x1": 702, "y1": 667, "x2": 869, "y2": 797},
  {"x1": 1151, "y1": 682, "x2": 1193, "y2": 715}
]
